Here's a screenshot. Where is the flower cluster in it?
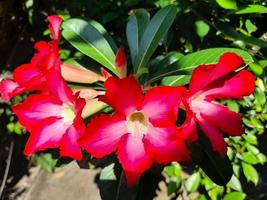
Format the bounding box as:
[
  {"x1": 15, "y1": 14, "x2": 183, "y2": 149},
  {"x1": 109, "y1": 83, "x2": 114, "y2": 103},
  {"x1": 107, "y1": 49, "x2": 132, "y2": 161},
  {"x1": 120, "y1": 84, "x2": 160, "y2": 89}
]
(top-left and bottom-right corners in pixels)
[{"x1": 0, "y1": 15, "x2": 255, "y2": 186}]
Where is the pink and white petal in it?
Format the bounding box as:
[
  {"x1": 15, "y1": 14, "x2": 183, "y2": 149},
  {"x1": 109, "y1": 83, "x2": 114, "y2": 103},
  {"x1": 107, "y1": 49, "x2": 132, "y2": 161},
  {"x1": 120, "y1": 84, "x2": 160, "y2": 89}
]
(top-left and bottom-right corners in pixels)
[
  {"x1": 144, "y1": 126, "x2": 190, "y2": 164},
  {"x1": 143, "y1": 86, "x2": 185, "y2": 126},
  {"x1": 189, "y1": 53, "x2": 244, "y2": 94},
  {"x1": 199, "y1": 101, "x2": 243, "y2": 136},
  {"x1": 117, "y1": 134, "x2": 152, "y2": 186},
  {"x1": 45, "y1": 69, "x2": 74, "y2": 103},
  {"x1": 79, "y1": 114, "x2": 127, "y2": 158},
  {"x1": 12, "y1": 94, "x2": 62, "y2": 130},
  {"x1": 0, "y1": 79, "x2": 26, "y2": 101},
  {"x1": 197, "y1": 116, "x2": 227, "y2": 158},
  {"x1": 203, "y1": 70, "x2": 255, "y2": 100},
  {"x1": 24, "y1": 117, "x2": 68, "y2": 156},
  {"x1": 60, "y1": 125, "x2": 84, "y2": 160},
  {"x1": 13, "y1": 63, "x2": 45, "y2": 89},
  {"x1": 100, "y1": 76, "x2": 143, "y2": 115},
  {"x1": 47, "y1": 15, "x2": 63, "y2": 41}
]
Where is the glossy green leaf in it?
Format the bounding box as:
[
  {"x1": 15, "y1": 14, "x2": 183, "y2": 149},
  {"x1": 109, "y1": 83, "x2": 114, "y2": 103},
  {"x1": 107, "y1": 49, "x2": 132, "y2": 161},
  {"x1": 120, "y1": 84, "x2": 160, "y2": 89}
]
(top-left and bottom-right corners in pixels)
[
  {"x1": 135, "y1": 5, "x2": 177, "y2": 76},
  {"x1": 242, "y1": 162, "x2": 259, "y2": 185},
  {"x1": 195, "y1": 20, "x2": 210, "y2": 41},
  {"x1": 126, "y1": 9, "x2": 150, "y2": 66},
  {"x1": 88, "y1": 19, "x2": 117, "y2": 52},
  {"x1": 216, "y1": 0, "x2": 237, "y2": 9},
  {"x1": 185, "y1": 172, "x2": 201, "y2": 193},
  {"x1": 162, "y1": 75, "x2": 190, "y2": 86},
  {"x1": 223, "y1": 192, "x2": 246, "y2": 200},
  {"x1": 62, "y1": 18, "x2": 117, "y2": 74},
  {"x1": 149, "y1": 48, "x2": 253, "y2": 83},
  {"x1": 233, "y1": 5, "x2": 267, "y2": 15},
  {"x1": 227, "y1": 175, "x2": 242, "y2": 191}
]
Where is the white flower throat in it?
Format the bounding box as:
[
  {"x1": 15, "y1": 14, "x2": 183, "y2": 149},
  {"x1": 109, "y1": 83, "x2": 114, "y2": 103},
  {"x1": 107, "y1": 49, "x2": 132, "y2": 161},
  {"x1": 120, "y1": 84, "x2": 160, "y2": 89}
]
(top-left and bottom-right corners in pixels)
[{"x1": 126, "y1": 111, "x2": 149, "y2": 137}]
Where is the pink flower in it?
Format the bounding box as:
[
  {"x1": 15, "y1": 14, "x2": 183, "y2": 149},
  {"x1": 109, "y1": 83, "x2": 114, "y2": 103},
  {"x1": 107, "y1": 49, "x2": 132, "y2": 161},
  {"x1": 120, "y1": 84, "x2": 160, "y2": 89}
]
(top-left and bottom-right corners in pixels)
[
  {"x1": 79, "y1": 76, "x2": 196, "y2": 186},
  {"x1": 0, "y1": 16, "x2": 62, "y2": 100},
  {"x1": 12, "y1": 71, "x2": 86, "y2": 160},
  {"x1": 183, "y1": 52, "x2": 255, "y2": 157}
]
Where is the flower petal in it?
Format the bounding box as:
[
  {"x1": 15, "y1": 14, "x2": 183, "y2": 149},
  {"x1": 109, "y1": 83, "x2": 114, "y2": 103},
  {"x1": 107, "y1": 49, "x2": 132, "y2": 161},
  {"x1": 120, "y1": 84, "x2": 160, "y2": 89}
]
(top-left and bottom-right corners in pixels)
[
  {"x1": 13, "y1": 63, "x2": 45, "y2": 89},
  {"x1": 143, "y1": 86, "x2": 185, "y2": 126},
  {"x1": 100, "y1": 76, "x2": 143, "y2": 115},
  {"x1": 24, "y1": 117, "x2": 68, "y2": 156},
  {"x1": 117, "y1": 134, "x2": 152, "y2": 186},
  {"x1": 203, "y1": 70, "x2": 255, "y2": 99},
  {"x1": 0, "y1": 79, "x2": 25, "y2": 101},
  {"x1": 12, "y1": 94, "x2": 62, "y2": 130},
  {"x1": 79, "y1": 114, "x2": 127, "y2": 158},
  {"x1": 189, "y1": 53, "x2": 244, "y2": 94},
  {"x1": 199, "y1": 101, "x2": 243, "y2": 136},
  {"x1": 60, "y1": 125, "x2": 84, "y2": 160},
  {"x1": 144, "y1": 126, "x2": 190, "y2": 164},
  {"x1": 45, "y1": 69, "x2": 73, "y2": 103},
  {"x1": 197, "y1": 116, "x2": 227, "y2": 158},
  {"x1": 47, "y1": 15, "x2": 63, "y2": 41}
]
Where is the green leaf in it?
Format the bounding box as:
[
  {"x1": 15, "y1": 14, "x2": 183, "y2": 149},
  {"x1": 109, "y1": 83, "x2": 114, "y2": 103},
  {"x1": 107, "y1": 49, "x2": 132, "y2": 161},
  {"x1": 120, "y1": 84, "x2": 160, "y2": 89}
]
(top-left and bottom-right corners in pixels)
[
  {"x1": 185, "y1": 172, "x2": 201, "y2": 193},
  {"x1": 227, "y1": 100, "x2": 240, "y2": 112},
  {"x1": 99, "y1": 163, "x2": 117, "y2": 181},
  {"x1": 126, "y1": 9, "x2": 150, "y2": 66},
  {"x1": 135, "y1": 5, "x2": 177, "y2": 76},
  {"x1": 195, "y1": 20, "x2": 210, "y2": 41},
  {"x1": 216, "y1": 0, "x2": 237, "y2": 9},
  {"x1": 153, "y1": 48, "x2": 253, "y2": 82},
  {"x1": 223, "y1": 192, "x2": 246, "y2": 200},
  {"x1": 88, "y1": 19, "x2": 117, "y2": 52},
  {"x1": 227, "y1": 175, "x2": 242, "y2": 191},
  {"x1": 249, "y1": 63, "x2": 263, "y2": 76},
  {"x1": 243, "y1": 133, "x2": 258, "y2": 145},
  {"x1": 242, "y1": 162, "x2": 259, "y2": 185},
  {"x1": 245, "y1": 19, "x2": 257, "y2": 34},
  {"x1": 241, "y1": 152, "x2": 259, "y2": 164},
  {"x1": 162, "y1": 75, "x2": 190, "y2": 86},
  {"x1": 233, "y1": 5, "x2": 267, "y2": 15},
  {"x1": 31, "y1": 153, "x2": 57, "y2": 173},
  {"x1": 62, "y1": 18, "x2": 117, "y2": 74}
]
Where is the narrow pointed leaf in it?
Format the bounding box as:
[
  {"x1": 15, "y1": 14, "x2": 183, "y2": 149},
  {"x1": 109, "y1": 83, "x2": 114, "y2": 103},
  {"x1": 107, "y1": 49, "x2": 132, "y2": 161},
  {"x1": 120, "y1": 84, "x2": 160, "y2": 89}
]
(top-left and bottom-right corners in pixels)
[
  {"x1": 149, "y1": 48, "x2": 253, "y2": 83},
  {"x1": 126, "y1": 9, "x2": 150, "y2": 66},
  {"x1": 62, "y1": 18, "x2": 117, "y2": 74},
  {"x1": 134, "y1": 5, "x2": 177, "y2": 76}
]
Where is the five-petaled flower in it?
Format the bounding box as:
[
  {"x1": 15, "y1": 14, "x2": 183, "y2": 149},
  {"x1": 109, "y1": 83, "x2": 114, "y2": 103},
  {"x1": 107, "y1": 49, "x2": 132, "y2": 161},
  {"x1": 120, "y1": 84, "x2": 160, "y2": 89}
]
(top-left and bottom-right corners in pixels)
[
  {"x1": 183, "y1": 52, "x2": 255, "y2": 157},
  {"x1": 79, "y1": 76, "x2": 197, "y2": 186},
  {"x1": 12, "y1": 71, "x2": 86, "y2": 160}
]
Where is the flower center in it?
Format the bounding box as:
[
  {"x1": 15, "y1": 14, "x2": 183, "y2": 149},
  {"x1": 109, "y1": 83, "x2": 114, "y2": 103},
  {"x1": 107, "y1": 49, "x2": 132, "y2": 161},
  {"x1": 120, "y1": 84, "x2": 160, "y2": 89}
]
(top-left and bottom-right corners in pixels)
[
  {"x1": 61, "y1": 103, "x2": 75, "y2": 124},
  {"x1": 126, "y1": 111, "x2": 149, "y2": 137}
]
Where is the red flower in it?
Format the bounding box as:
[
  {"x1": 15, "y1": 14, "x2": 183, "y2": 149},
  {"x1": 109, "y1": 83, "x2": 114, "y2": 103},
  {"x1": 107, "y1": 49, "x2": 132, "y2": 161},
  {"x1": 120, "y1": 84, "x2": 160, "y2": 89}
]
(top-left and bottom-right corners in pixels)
[
  {"x1": 79, "y1": 76, "x2": 196, "y2": 186},
  {"x1": 184, "y1": 52, "x2": 255, "y2": 157},
  {"x1": 12, "y1": 71, "x2": 86, "y2": 160},
  {"x1": 0, "y1": 16, "x2": 62, "y2": 100}
]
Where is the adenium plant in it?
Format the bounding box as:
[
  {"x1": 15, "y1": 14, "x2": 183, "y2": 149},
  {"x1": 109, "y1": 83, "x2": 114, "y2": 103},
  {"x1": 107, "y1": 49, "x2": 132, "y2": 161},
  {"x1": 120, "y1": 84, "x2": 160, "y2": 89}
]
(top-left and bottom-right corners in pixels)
[{"x1": 0, "y1": 4, "x2": 255, "y2": 193}]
